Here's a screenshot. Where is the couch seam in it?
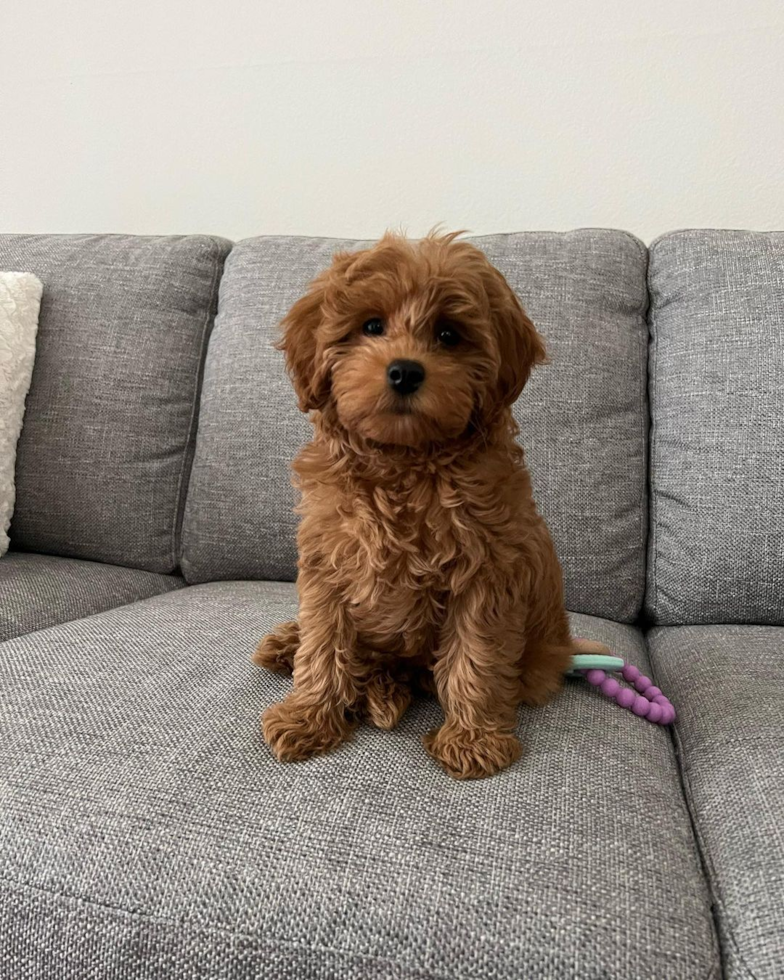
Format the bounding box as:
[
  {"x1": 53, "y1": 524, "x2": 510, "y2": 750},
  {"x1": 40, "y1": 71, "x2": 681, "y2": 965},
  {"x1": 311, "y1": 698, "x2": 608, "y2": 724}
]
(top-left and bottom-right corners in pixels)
[
  {"x1": 643, "y1": 643, "x2": 724, "y2": 980},
  {"x1": 0, "y1": 573, "x2": 186, "y2": 645},
  {"x1": 579, "y1": 229, "x2": 649, "y2": 623},
  {"x1": 613, "y1": 227, "x2": 648, "y2": 268},
  {"x1": 0, "y1": 875, "x2": 467, "y2": 980},
  {"x1": 635, "y1": 240, "x2": 650, "y2": 623},
  {"x1": 594, "y1": 228, "x2": 649, "y2": 623},
  {"x1": 169, "y1": 238, "x2": 228, "y2": 572},
  {"x1": 647, "y1": 252, "x2": 659, "y2": 625},
  {"x1": 667, "y1": 726, "x2": 761, "y2": 980},
  {"x1": 649, "y1": 228, "x2": 782, "y2": 253}
]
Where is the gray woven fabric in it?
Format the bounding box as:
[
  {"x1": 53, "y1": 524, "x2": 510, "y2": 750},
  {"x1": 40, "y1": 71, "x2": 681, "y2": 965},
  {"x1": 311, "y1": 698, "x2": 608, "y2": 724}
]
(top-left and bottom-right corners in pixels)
[
  {"x1": 648, "y1": 625, "x2": 784, "y2": 979},
  {"x1": 647, "y1": 230, "x2": 784, "y2": 625},
  {"x1": 0, "y1": 551, "x2": 184, "y2": 642},
  {"x1": 0, "y1": 235, "x2": 232, "y2": 573},
  {"x1": 0, "y1": 582, "x2": 718, "y2": 979},
  {"x1": 182, "y1": 231, "x2": 649, "y2": 622}
]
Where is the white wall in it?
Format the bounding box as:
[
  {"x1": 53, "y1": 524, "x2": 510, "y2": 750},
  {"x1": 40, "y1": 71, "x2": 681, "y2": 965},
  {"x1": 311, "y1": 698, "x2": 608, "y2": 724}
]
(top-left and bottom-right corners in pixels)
[{"x1": 2, "y1": 0, "x2": 782, "y2": 242}]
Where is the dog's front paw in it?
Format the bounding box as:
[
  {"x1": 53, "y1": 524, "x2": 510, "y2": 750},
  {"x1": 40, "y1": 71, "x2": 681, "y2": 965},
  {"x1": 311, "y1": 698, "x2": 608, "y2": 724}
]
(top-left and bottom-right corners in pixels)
[
  {"x1": 423, "y1": 723, "x2": 522, "y2": 779},
  {"x1": 262, "y1": 698, "x2": 351, "y2": 762}
]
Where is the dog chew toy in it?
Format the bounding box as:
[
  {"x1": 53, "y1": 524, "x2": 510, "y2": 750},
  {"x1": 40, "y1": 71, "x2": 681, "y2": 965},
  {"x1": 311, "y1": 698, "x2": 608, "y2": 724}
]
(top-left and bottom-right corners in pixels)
[{"x1": 568, "y1": 653, "x2": 676, "y2": 726}]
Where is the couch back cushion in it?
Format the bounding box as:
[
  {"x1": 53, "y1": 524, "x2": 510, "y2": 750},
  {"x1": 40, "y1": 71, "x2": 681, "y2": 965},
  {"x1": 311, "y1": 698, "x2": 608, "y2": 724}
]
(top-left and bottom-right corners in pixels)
[
  {"x1": 0, "y1": 235, "x2": 230, "y2": 573},
  {"x1": 647, "y1": 230, "x2": 784, "y2": 625},
  {"x1": 182, "y1": 231, "x2": 649, "y2": 623}
]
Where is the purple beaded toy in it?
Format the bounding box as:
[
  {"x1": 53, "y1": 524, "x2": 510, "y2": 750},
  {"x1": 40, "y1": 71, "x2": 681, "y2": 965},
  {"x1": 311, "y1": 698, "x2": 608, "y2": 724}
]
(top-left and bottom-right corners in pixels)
[{"x1": 569, "y1": 652, "x2": 676, "y2": 726}]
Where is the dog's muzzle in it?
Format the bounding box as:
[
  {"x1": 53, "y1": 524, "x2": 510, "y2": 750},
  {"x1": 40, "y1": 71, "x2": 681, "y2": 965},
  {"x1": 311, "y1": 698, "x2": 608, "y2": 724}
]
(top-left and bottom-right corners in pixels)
[{"x1": 387, "y1": 359, "x2": 425, "y2": 396}]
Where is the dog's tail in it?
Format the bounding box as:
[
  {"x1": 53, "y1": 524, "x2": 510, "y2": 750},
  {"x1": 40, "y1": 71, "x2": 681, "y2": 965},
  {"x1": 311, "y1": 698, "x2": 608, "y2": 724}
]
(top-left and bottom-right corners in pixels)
[{"x1": 571, "y1": 636, "x2": 613, "y2": 657}]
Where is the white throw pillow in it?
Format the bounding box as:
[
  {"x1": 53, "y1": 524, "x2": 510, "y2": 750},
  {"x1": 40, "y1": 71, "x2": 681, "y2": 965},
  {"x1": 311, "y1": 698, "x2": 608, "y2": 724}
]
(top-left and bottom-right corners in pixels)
[{"x1": 0, "y1": 272, "x2": 43, "y2": 557}]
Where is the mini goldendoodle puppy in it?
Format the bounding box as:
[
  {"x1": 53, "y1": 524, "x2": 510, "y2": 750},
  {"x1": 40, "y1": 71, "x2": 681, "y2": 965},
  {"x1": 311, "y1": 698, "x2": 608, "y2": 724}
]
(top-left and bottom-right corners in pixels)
[{"x1": 254, "y1": 231, "x2": 596, "y2": 779}]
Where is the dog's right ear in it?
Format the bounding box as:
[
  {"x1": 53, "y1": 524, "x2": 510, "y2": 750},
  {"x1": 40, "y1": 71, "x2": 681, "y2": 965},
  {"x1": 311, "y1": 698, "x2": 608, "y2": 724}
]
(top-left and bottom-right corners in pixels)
[
  {"x1": 278, "y1": 251, "x2": 361, "y2": 412},
  {"x1": 278, "y1": 278, "x2": 331, "y2": 413}
]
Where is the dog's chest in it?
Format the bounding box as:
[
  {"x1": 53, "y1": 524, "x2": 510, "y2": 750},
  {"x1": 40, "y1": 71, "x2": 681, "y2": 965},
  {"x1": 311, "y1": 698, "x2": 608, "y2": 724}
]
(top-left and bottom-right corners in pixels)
[{"x1": 338, "y1": 477, "x2": 472, "y2": 654}]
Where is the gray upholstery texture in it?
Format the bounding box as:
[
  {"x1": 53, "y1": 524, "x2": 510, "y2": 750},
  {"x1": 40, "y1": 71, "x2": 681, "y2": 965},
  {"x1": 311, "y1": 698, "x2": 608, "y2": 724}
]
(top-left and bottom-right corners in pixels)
[
  {"x1": 648, "y1": 625, "x2": 784, "y2": 979},
  {"x1": 0, "y1": 582, "x2": 718, "y2": 979},
  {"x1": 0, "y1": 551, "x2": 184, "y2": 642},
  {"x1": 182, "y1": 231, "x2": 649, "y2": 623},
  {"x1": 0, "y1": 234, "x2": 232, "y2": 573},
  {"x1": 647, "y1": 230, "x2": 784, "y2": 625}
]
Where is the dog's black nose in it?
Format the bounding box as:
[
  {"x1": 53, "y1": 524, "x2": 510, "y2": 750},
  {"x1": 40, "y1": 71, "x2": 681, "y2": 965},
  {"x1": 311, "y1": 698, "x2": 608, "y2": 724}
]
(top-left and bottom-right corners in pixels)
[{"x1": 387, "y1": 359, "x2": 425, "y2": 395}]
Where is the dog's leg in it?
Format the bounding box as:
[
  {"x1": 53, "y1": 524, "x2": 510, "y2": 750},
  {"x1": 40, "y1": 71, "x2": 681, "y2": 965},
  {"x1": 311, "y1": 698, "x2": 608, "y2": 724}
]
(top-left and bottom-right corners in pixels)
[
  {"x1": 261, "y1": 578, "x2": 363, "y2": 763},
  {"x1": 517, "y1": 635, "x2": 606, "y2": 705},
  {"x1": 424, "y1": 584, "x2": 524, "y2": 780},
  {"x1": 362, "y1": 668, "x2": 412, "y2": 730},
  {"x1": 252, "y1": 620, "x2": 300, "y2": 675},
  {"x1": 253, "y1": 620, "x2": 300, "y2": 675},
  {"x1": 517, "y1": 638, "x2": 573, "y2": 706}
]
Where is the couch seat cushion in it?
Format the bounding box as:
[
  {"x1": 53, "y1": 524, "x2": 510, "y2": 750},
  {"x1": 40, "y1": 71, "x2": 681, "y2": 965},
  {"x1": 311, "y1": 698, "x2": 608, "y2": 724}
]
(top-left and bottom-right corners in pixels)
[
  {"x1": 0, "y1": 583, "x2": 718, "y2": 979},
  {"x1": 182, "y1": 231, "x2": 649, "y2": 622},
  {"x1": 648, "y1": 625, "x2": 784, "y2": 979},
  {"x1": 0, "y1": 234, "x2": 231, "y2": 573},
  {"x1": 0, "y1": 551, "x2": 185, "y2": 642}
]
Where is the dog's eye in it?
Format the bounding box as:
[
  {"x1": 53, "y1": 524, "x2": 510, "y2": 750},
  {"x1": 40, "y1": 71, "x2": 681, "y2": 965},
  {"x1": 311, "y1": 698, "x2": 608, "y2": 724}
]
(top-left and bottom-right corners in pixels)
[
  {"x1": 362, "y1": 318, "x2": 385, "y2": 337},
  {"x1": 437, "y1": 326, "x2": 461, "y2": 347}
]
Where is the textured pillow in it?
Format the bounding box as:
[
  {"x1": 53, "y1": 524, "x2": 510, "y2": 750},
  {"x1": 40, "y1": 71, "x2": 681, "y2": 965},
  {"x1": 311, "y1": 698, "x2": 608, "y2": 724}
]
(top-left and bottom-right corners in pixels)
[
  {"x1": 0, "y1": 272, "x2": 43, "y2": 557},
  {"x1": 647, "y1": 230, "x2": 784, "y2": 625},
  {"x1": 182, "y1": 232, "x2": 649, "y2": 623},
  {"x1": 0, "y1": 235, "x2": 231, "y2": 573}
]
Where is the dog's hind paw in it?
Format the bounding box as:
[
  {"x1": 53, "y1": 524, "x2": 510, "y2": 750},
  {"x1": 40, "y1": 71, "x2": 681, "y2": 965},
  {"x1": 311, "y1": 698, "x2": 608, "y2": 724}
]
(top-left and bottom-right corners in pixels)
[
  {"x1": 362, "y1": 672, "x2": 412, "y2": 730},
  {"x1": 252, "y1": 620, "x2": 300, "y2": 674}
]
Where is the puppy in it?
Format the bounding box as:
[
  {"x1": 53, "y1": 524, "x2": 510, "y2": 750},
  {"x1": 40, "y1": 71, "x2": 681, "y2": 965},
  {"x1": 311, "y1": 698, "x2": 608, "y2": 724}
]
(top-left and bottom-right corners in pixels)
[{"x1": 254, "y1": 231, "x2": 590, "y2": 779}]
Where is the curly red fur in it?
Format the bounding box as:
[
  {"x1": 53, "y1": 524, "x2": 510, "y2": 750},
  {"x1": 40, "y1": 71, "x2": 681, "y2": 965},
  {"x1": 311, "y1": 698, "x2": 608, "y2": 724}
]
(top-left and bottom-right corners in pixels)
[{"x1": 254, "y1": 231, "x2": 580, "y2": 779}]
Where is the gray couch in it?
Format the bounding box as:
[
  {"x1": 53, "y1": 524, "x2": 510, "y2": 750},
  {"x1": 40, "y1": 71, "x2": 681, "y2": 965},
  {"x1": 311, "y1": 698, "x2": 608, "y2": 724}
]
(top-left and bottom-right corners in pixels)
[{"x1": 0, "y1": 230, "x2": 781, "y2": 980}]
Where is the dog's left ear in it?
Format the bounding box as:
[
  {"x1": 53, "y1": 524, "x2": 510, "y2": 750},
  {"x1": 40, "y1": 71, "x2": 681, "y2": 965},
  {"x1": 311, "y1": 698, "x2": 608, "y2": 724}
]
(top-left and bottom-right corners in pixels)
[{"x1": 483, "y1": 264, "x2": 547, "y2": 407}]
